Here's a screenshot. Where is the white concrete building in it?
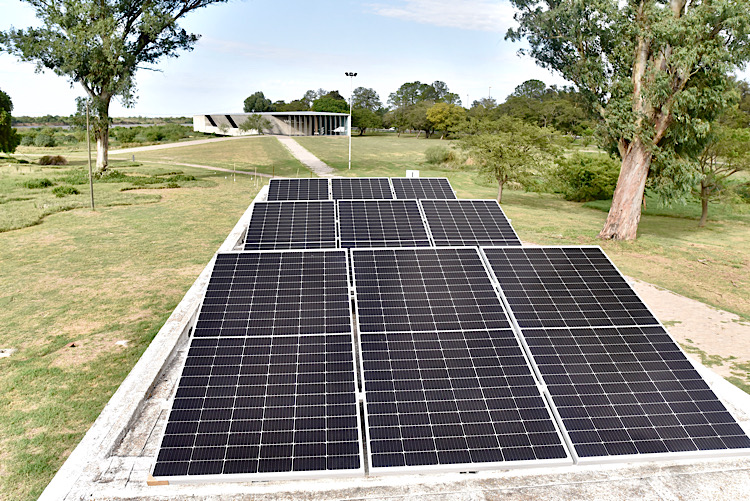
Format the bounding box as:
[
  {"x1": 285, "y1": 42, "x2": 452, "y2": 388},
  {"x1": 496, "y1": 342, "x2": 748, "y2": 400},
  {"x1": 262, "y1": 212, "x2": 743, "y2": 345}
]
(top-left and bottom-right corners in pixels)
[{"x1": 193, "y1": 111, "x2": 350, "y2": 136}]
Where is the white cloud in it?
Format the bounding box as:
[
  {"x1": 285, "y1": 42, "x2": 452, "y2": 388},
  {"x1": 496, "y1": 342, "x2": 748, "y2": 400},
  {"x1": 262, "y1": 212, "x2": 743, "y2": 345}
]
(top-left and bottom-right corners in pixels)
[{"x1": 368, "y1": 0, "x2": 515, "y2": 32}]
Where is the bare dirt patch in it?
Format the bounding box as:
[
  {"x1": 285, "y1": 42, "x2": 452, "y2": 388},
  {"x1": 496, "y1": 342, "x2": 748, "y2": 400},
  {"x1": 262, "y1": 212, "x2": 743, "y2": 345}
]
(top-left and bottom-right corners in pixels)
[{"x1": 631, "y1": 278, "x2": 750, "y2": 384}]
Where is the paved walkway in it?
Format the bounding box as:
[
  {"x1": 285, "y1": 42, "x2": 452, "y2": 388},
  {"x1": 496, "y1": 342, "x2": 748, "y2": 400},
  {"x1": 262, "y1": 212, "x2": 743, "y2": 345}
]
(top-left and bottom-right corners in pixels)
[
  {"x1": 109, "y1": 135, "x2": 259, "y2": 155},
  {"x1": 275, "y1": 136, "x2": 335, "y2": 177}
]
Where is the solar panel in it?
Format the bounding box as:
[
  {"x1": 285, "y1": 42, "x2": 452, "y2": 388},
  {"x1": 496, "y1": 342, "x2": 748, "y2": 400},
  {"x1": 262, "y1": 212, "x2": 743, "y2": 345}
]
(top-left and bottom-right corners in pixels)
[
  {"x1": 391, "y1": 178, "x2": 456, "y2": 200},
  {"x1": 244, "y1": 201, "x2": 336, "y2": 250},
  {"x1": 482, "y1": 246, "x2": 750, "y2": 463},
  {"x1": 352, "y1": 248, "x2": 571, "y2": 473},
  {"x1": 153, "y1": 250, "x2": 363, "y2": 482},
  {"x1": 337, "y1": 200, "x2": 431, "y2": 248},
  {"x1": 421, "y1": 199, "x2": 522, "y2": 247},
  {"x1": 331, "y1": 178, "x2": 394, "y2": 200},
  {"x1": 267, "y1": 178, "x2": 330, "y2": 201},
  {"x1": 483, "y1": 246, "x2": 657, "y2": 329},
  {"x1": 353, "y1": 247, "x2": 511, "y2": 333}
]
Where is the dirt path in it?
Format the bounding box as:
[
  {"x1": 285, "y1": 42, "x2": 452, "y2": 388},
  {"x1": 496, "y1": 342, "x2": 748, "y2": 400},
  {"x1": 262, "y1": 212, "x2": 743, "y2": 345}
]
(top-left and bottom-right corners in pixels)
[
  {"x1": 141, "y1": 159, "x2": 273, "y2": 178},
  {"x1": 109, "y1": 135, "x2": 259, "y2": 155},
  {"x1": 630, "y1": 278, "x2": 750, "y2": 385}
]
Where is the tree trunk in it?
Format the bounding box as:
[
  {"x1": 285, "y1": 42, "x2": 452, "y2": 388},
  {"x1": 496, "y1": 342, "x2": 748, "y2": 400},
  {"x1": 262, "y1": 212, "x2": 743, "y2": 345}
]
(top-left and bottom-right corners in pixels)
[
  {"x1": 497, "y1": 180, "x2": 504, "y2": 204},
  {"x1": 440, "y1": 132, "x2": 445, "y2": 140},
  {"x1": 359, "y1": 128, "x2": 365, "y2": 136},
  {"x1": 598, "y1": 138, "x2": 652, "y2": 240},
  {"x1": 699, "y1": 184, "x2": 709, "y2": 227},
  {"x1": 416, "y1": 131, "x2": 422, "y2": 139},
  {"x1": 95, "y1": 124, "x2": 109, "y2": 172}
]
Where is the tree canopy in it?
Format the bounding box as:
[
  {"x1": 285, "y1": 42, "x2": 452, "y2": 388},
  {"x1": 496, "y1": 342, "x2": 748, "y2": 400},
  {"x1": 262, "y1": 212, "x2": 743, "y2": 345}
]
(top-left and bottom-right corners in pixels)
[
  {"x1": 0, "y1": 88, "x2": 21, "y2": 154},
  {"x1": 460, "y1": 117, "x2": 558, "y2": 203},
  {"x1": 507, "y1": 0, "x2": 750, "y2": 240},
  {"x1": 244, "y1": 91, "x2": 274, "y2": 112},
  {"x1": 1, "y1": 0, "x2": 227, "y2": 170}
]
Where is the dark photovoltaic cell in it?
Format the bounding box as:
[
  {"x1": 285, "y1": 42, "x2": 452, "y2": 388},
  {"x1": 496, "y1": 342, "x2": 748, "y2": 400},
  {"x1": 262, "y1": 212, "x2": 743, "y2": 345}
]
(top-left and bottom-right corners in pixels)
[
  {"x1": 360, "y1": 329, "x2": 569, "y2": 470},
  {"x1": 483, "y1": 247, "x2": 658, "y2": 329},
  {"x1": 331, "y1": 178, "x2": 394, "y2": 200},
  {"x1": 338, "y1": 200, "x2": 431, "y2": 248},
  {"x1": 352, "y1": 248, "x2": 511, "y2": 334},
  {"x1": 267, "y1": 178, "x2": 330, "y2": 201},
  {"x1": 482, "y1": 246, "x2": 750, "y2": 461},
  {"x1": 391, "y1": 178, "x2": 456, "y2": 200},
  {"x1": 153, "y1": 333, "x2": 361, "y2": 479},
  {"x1": 244, "y1": 201, "x2": 336, "y2": 250},
  {"x1": 153, "y1": 249, "x2": 363, "y2": 481},
  {"x1": 194, "y1": 251, "x2": 351, "y2": 338},
  {"x1": 421, "y1": 200, "x2": 522, "y2": 247}
]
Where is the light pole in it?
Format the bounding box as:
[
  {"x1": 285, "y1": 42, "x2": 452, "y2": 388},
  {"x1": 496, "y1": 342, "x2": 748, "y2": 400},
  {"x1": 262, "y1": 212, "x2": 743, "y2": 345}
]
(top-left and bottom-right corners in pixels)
[{"x1": 345, "y1": 71, "x2": 357, "y2": 170}]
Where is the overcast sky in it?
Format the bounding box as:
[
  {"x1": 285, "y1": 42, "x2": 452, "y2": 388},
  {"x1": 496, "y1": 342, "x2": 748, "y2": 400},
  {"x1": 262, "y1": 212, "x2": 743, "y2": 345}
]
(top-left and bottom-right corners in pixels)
[{"x1": 1, "y1": 0, "x2": 748, "y2": 117}]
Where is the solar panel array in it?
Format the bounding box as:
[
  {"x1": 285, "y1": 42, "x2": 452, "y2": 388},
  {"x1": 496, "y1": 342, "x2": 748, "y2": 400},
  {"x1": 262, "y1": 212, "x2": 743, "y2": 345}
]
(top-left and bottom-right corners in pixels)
[
  {"x1": 154, "y1": 176, "x2": 750, "y2": 484},
  {"x1": 482, "y1": 246, "x2": 750, "y2": 462},
  {"x1": 154, "y1": 251, "x2": 363, "y2": 481},
  {"x1": 244, "y1": 201, "x2": 336, "y2": 250},
  {"x1": 267, "y1": 177, "x2": 456, "y2": 201},
  {"x1": 338, "y1": 200, "x2": 431, "y2": 248},
  {"x1": 421, "y1": 200, "x2": 521, "y2": 247},
  {"x1": 353, "y1": 248, "x2": 570, "y2": 472}
]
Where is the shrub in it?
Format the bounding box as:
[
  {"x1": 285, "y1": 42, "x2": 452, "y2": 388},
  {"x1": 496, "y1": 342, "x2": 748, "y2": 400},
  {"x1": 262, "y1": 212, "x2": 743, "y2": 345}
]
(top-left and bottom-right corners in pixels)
[
  {"x1": 52, "y1": 185, "x2": 80, "y2": 197},
  {"x1": 23, "y1": 178, "x2": 54, "y2": 189},
  {"x1": 39, "y1": 155, "x2": 68, "y2": 165},
  {"x1": 555, "y1": 153, "x2": 620, "y2": 202},
  {"x1": 165, "y1": 174, "x2": 196, "y2": 182},
  {"x1": 425, "y1": 145, "x2": 452, "y2": 164},
  {"x1": 20, "y1": 135, "x2": 34, "y2": 146},
  {"x1": 114, "y1": 127, "x2": 137, "y2": 143},
  {"x1": 34, "y1": 134, "x2": 56, "y2": 147}
]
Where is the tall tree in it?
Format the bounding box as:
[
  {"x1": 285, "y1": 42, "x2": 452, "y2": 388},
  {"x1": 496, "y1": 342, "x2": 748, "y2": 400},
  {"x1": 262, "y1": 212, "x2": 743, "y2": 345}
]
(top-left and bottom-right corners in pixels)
[
  {"x1": 507, "y1": 0, "x2": 750, "y2": 240},
  {"x1": 351, "y1": 108, "x2": 381, "y2": 136},
  {"x1": 312, "y1": 96, "x2": 348, "y2": 114},
  {"x1": 244, "y1": 91, "x2": 274, "y2": 112},
  {"x1": 352, "y1": 87, "x2": 382, "y2": 111},
  {"x1": 0, "y1": 88, "x2": 21, "y2": 154},
  {"x1": 426, "y1": 102, "x2": 467, "y2": 139},
  {"x1": 1, "y1": 0, "x2": 227, "y2": 172}
]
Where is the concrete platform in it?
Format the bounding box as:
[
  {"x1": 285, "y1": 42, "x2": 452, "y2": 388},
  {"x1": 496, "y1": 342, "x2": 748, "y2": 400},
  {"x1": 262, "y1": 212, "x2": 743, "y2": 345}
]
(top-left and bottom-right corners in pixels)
[{"x1": 39, "y1": 186, "x2": 750, "y2": 500}]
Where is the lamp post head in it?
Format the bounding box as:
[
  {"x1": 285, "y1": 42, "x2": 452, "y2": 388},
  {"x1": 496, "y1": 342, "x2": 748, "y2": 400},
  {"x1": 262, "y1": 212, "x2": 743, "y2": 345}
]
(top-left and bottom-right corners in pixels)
[{"x1": 345, "y1": 72, "x2": 358, "y2": 77}]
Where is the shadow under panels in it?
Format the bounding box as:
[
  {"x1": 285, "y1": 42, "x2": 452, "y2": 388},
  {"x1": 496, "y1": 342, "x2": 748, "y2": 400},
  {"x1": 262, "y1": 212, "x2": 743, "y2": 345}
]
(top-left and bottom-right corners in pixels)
[
  {"x1": 352, "y1": 247, "x2": 572, "y2": 474},
  {"x1": 244, "y1": 201, "x2": 336, "y2": 250},
  {"x1": 481, "y1": 246, "x2": 750, "y2": 463},
  {"x1": 152, "y1": 250, "x2": 363, "y2": 483}
]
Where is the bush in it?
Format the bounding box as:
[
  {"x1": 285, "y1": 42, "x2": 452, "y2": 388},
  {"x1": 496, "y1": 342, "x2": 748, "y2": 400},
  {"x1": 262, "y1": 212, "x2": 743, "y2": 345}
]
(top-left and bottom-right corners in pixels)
[
  {"x1": 52, "y1": 185, "x2": 80, "y2": 197},
  {"x1": 39, "y1": 155, "x2": 68, "y2": 165},
  {"x1": 165, "y1": 174, "x2": 196, "y2": 182},
  {"x1": 425, "y1": 145, "x2": 452, "y2": 164},
  {"x1": 20, "y1": 135, "x2": 34, "y2": 146},
  {"x1": 34, "y1": 134, "x2": 56, "y2": 147},
  {"x1": 555, "y1": 153, "x2": 620, "y2": 202},
  {"x1": 23, "y1": 178, "x2": 55, "y2": 189},
  {"x1": 113, "y1": 127, "x2": 137, "y2": 143}
]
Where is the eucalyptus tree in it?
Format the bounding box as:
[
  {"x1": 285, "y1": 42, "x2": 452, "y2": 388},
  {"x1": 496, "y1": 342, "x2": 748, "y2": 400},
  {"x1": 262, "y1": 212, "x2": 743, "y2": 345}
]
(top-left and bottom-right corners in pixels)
[
  {"x1": 1, "y1": 0, "x2": 228, "y2": 172},
  {"x1": 507, "y1": 0, "x2": 750, "y2": 240}
]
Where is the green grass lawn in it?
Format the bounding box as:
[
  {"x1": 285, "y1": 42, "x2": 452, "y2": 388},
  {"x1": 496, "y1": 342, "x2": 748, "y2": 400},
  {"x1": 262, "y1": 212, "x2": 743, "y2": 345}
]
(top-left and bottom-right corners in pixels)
[
  {"x1": 113, "y1": 136, "x2": 309, "y2": 177},
  {"x1": 0, "y1": 161, "x2": 263, "y2": 500}
]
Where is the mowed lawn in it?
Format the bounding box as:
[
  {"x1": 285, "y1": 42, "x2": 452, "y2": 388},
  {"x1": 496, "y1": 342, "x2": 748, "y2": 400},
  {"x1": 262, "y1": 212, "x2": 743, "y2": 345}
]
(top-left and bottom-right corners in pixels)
[
  {"x1": 0, "y1": 163, "x2": 263, "y2": 501},
  {"x1": 113, "y1": 135, "x2": 309, "y2": 177}
]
